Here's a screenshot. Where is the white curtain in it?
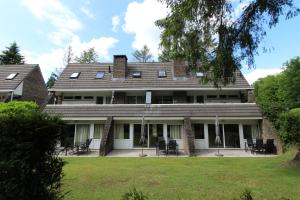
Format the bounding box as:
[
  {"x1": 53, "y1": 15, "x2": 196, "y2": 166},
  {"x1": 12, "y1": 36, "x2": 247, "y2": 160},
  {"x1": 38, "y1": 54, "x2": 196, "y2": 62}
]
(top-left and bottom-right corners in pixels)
[
  {"x1": 169, "y1": 125, "x2": 182, "y2": 139},
  {"x1": 75, "y1": 124, "x2": 90, "y2": 145},
  {"x1": 115, "y1": 124, "x2": 124, "y2": 139},
  {"x1": 94, "y1": 124, "x2": 104, "y2": 139},
  {"x1": 152, "y1": 124, "x2": 157, "y2": 137},
  {"x1": 251, "y1": 125, "x2": 259, "y2": 139}
]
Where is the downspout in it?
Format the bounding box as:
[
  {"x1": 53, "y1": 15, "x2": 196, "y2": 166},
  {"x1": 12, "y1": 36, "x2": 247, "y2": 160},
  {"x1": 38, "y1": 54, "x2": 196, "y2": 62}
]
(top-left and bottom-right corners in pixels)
[{"x1": 10, "y1": 91, "x2": 14, "y2": 102}]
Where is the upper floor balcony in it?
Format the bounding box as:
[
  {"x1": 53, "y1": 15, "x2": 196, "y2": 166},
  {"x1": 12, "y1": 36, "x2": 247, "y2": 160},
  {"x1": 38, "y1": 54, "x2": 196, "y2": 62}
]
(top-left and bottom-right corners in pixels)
[{"x1": 49, "y1": 90, "x2": 255, "y2": 105}]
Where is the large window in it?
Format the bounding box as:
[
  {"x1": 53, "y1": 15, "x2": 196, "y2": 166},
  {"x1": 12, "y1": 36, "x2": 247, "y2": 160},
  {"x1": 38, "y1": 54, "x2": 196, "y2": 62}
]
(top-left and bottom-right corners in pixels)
[
  {"x1": 167, "y1": 125, "x2": 182, "y2": 139},
  {"x1": 243, "y1": 124, "x2": 260, "y2": 139},
  {"x1": 193, "y1": 124, "x2": 204, "y2": 139},
  {"x1": 208, "y1": 124, "x2": 223, "y2": 148},
  {"x1": 94, "y1": 124, "x2": 104, "y2": 139},
  {"x1": 115, "y1": 124, "x2": 130, "y2": 139},
  {"x1": 75, "y1": 124, "x2": 90, "y2": 145}
]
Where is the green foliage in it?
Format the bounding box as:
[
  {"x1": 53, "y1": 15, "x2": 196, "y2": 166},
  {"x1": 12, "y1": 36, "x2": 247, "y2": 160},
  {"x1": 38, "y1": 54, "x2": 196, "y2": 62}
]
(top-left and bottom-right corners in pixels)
[
  {"x1": 0, "y1": 101, "x2": 65, "y2": 200},
  {"x1": 156, "y1": 0, "x2": 299, "y2": 85},
  {"x1": 254, "y1": 75, "x2": 285, "y2": 123},
  {"x1": 0, "y1": 42, "x2": 25, "y2": 64},
  {"x1": 121, "y1": 187, "x2": 148, "y2": 200},
  {"x1": 254, "y1": 57, "x2": 300, "y2": 146},
  {"x1": 46, "y1": 72, "x2": 58, "y2": 89},
  {"x1": 132, "y1": 45, "x2": 153, "y2": 62},
  {"x1": 277, "y1": 108, "x2": 300, "y2": 145},
  {"x1": 75, "y1": 47, "x2": 98, "y2": 63},
  {"x1": 0, "y1": 101, "x2": 39, "y2": 116},
  {"x1": 280, "y1": 57, "x2": 300, "y2": 109},
  {"x1": 239, "y1": 189, "x2": 254, "y2": 200}
]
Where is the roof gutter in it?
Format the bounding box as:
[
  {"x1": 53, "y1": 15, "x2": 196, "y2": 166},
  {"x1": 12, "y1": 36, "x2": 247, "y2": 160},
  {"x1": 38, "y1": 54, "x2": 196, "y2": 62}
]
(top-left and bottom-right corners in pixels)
[{"x1": 49, "y1": 87, "x2": 254, "y2": 92}]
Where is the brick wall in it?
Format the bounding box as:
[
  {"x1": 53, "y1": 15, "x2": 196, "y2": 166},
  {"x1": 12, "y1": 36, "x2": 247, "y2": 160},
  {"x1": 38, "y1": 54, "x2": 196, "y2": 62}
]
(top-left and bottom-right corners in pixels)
[
  {"x1": 261, "y1": 118, "x2": 283, "y2": 154},
  {"x1": 113, "y1": 55, "x2": 127, "y2": 78},
  {"x1": 183, "y1": 117, "x2": 195, "y2": 156},
  {"x1": 20, "y1": 66, "x2": 48, "y2": 109},
  {"x1": 173, "y1": 59, "x2": 187, "y2": 77}
]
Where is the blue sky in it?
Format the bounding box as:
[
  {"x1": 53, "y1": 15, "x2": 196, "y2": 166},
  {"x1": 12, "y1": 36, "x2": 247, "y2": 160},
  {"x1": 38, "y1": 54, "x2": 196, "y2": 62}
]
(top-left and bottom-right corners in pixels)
[{"x1": 0, "y1": 0, "x2": 299, "y2": 84}]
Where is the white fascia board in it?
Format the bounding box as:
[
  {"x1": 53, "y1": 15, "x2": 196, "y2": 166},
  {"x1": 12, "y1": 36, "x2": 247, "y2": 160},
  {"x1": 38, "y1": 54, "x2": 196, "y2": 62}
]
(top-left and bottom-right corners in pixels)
[
  {"x1": 0, "y1": 90, "x2": 14, "y2": 93},
  {"x1": 190, "y1": 117, "x2": 262, "y2": 120},
  {"x1": 49, "y1": 87, "x2": 253, "y2": 92},
  {"x1": 113, "y1": 117, "x2": 184, "y2": 121},
  {"x1": 62, "y1": 117, "x2": 107, "y2": 121}
]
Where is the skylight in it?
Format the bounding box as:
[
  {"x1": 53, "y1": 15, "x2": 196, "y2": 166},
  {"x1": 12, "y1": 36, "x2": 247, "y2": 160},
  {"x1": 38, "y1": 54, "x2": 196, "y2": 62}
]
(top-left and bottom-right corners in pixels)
[
  {"x1": 158, "y1": 70, "x2": 167, "y2": 78},
  {"x1": 132, "y1": 71, "x2": 141, "y2": 78},
  {"x1": 70, "y1": 72, "x2": 80, "y2": 79},
  {"x1": 6, "y1": 73, "x2": 18, "y2": 80},
  {"x1": 196, "y1": 72, "x2": 204, "y2": 78},
  {"x1": 96, "y1": 71, "x2": 105, "y2": 79}
]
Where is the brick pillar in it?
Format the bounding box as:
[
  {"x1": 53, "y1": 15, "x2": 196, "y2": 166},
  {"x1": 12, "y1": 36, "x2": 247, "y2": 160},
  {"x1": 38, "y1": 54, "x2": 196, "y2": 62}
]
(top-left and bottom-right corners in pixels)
[
  {"x1": 173, "y1": 59, "x2": 187, "y2": 77},
  {"x1": 183, "y1": 117, "x2": 195, "y2": 156},
  {"x1": 261, "y1": 118, "x2": 283, "y2": 154},
  {"x1": 113, "y1": 55, "x2": 127, "y2": 79}
]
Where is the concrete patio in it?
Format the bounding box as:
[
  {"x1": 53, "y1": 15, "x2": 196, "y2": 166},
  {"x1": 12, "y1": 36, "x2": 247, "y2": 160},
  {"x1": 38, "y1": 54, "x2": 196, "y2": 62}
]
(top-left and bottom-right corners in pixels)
[{"x1": 58, "y1": 149, "x2": 277, "y2": 157}]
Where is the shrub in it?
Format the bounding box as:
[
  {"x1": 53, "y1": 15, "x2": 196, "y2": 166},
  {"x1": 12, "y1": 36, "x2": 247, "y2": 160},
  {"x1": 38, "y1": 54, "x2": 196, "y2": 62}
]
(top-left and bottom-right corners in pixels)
[
  {"x1": 0, "y1": 102, "x2": 66, "y2": 200},
  {"x1": 121, "y1": 187, "x2": 148, "y2": 200},
  {"x1": 277, "y1": 108, "x2": 300, "y2": 145},
  {"x1": 239, "y1": 189, "x2": 254, "y2": 200}
]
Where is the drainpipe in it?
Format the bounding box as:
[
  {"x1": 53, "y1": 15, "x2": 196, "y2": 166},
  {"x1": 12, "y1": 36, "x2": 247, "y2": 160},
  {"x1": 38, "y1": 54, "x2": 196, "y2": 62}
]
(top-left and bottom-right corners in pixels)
[{"x1": 10, "y1": 91, "x2": 14, "y2": 102}]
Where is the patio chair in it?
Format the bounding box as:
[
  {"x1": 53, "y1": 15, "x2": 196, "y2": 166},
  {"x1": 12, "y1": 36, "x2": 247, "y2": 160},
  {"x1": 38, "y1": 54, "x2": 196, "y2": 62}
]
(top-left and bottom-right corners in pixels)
[
  {"x1": 167, "y1": 140, "x2": 178, "y2": 156},
  {"x1": 80, "y1": 138, "x2": 92, "y2": 152},
  {"x1": 253, "y1": 138, "x2": 265, "y2": 154},
  {"x1": 246, "y1": 138, "x2": 254, "y2": 153},
  {"x1": 156, "y1": 139, "x2": 166, "y2": 156},
  {"x1": 265, "y1": 139, "x2": 276, "y2": 154}
]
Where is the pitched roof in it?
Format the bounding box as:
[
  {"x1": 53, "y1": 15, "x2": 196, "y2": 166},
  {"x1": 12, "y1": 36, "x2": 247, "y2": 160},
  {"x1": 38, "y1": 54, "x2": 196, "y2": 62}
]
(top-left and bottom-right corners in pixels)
[
  {"x1": 50, "y1": 63, "x2": 251, "y2": 91},
  {"x1": 0, "y1": 64, "x2": 38, "y2": 91},
  {"x1": 45, "y1": 103, "x2": 262, "y2": 118}
]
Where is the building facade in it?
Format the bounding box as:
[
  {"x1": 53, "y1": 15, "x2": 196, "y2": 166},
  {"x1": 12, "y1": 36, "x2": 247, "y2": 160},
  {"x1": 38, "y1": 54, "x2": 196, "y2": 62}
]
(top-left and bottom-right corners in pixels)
[
  {"x1": 0, "y1": 64, "x2": 48, "y2": 107},
  {"x1": 45, "y1": 55, "x2": 263, "y2": 155}
]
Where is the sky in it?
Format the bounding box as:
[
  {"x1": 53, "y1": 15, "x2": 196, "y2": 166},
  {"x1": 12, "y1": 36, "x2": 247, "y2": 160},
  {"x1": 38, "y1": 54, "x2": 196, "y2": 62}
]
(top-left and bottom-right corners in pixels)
[{"x1": 0, "y1": 0, "x2": 299, "y2": 84}]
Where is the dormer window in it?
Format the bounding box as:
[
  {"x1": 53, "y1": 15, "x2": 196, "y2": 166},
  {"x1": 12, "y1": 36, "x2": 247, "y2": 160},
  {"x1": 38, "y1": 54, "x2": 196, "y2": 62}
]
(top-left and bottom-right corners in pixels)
[
  {"x1": 158, "y1": 70, "x2": 167, "y2": 78},
  {"x1": 6, "y1": 73, "x2": 18, "y2": 80},
  {"x1": 96, "y1": 71, "x2": 105, "y2": 79},
  {"x1": 70, "y1": 72, "x2": 80, "y2": 79},
  {"x1": 196, "y1": 72, "x2": 204, "y2": 78},
  {"x1": 132, "y1": 71, "x2": 141, "y2": 78}
]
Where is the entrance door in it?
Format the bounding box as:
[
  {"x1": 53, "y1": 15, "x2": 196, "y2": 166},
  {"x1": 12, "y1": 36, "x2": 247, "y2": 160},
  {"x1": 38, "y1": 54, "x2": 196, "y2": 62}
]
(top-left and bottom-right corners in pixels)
[
  {"x1": 208, "y1": 124, "x2": 223, "y2": 148},
  {"x1": 133, "y1": 124, "x2": 147, "y2": 147},
  {"x1": 133, "y1": 124, "x2": 164, "y2": 148},
  {"x1": 208, "y1": 124, "x2": 241, "y2": 148},
  {"x1": 224, "y1": 124, "x2": 240, "y2": 148}
]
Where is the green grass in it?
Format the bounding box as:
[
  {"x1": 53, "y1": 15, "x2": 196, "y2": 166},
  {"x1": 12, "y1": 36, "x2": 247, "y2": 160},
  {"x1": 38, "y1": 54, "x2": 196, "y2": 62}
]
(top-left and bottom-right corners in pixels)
[{"x1": 62, "y1": 151, "x2": 300, "y2": 200}]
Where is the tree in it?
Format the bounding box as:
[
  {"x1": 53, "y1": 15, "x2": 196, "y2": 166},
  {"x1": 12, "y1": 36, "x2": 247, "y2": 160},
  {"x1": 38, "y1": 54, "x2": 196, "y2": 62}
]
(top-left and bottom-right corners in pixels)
[
  {"x1": 132, "y1": 45, "x2": 153, "y2": 62},
  {"x1": 46, "y1": 72, "x2": 59, "y2": 89},
  {"x1": 0, "y1": 42, "x2": 25, "y2": 64},
  {"x1": 156, "y1": 0, "x2": 299, "y2": 85},
  {"x1": 75, "y1": 47, "x2": 98, "y2": 64},
  {"x1": 63, "y1": 45, "x2": 74, "y2": 66},
  {"x1": 0, "y1": 101, "x2": 66, "y2": 200}
]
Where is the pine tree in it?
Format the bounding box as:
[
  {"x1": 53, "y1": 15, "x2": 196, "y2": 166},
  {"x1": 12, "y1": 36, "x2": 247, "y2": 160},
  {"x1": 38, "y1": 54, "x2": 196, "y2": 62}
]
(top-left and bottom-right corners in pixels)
[
  {"x1": 132, "y1": 45, "x2": 153, "y2": 62},
  {"x1": 0, "y1": 42, "x2": 25, "y2": 64}
]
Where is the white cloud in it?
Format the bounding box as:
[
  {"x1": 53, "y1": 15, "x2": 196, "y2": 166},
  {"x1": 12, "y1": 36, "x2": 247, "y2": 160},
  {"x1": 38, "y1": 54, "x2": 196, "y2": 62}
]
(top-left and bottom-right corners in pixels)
[
  {"x1": 22, "y1": 0, "x2": 82, "y2": 45},
  {"x1": 69, "y1": 35, "x2": 118, "y2": 60},
  {"x1": 123, "y1": 0, "x2": 169, "y2": 56},
  {"x1": 112, "y1": 15, "x2": 120, "y2": 32},
  {"x1": 80, "y1": 7, "x2": 95, "y2": 19},
  {"x1": 244, "y1": 68, "x2": 283, "y2": 84},
  {"x1": 23, "y1": 35, "x2": 118, "y2": 80}
]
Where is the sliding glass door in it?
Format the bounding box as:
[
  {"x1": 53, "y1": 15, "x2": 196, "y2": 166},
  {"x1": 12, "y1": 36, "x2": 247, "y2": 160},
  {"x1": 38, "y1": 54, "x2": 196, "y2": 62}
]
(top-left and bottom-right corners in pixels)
[
  {"x1": 133, "y1": 124, "x2": 163, "y2": 148},
  {"x1": 208, "y1": 124, "x2": 241, "y2": 148}
]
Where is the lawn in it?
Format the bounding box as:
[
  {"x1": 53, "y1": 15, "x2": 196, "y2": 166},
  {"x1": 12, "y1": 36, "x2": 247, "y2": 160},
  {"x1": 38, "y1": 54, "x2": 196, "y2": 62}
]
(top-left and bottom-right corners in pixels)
[{"x1": 62, "y1": 151, "x2": 300, "y2": 200}]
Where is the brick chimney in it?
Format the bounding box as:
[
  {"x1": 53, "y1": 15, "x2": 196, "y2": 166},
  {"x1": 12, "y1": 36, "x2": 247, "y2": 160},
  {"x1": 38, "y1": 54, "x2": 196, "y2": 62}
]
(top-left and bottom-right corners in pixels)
[
  {"x1": 173, "y1": 59, "x2": 187, "y2": 77},
  {"x1": 113, "y1": 55, "x2": 127, "y2": 79}
]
